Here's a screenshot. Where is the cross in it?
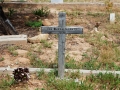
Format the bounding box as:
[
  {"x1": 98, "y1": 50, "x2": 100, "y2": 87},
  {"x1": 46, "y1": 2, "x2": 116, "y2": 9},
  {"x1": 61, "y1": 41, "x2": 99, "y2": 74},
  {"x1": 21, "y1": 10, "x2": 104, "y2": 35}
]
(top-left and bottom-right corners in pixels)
[{"x1": 41, "y1": 12, "x2": 83, "y2": 78}]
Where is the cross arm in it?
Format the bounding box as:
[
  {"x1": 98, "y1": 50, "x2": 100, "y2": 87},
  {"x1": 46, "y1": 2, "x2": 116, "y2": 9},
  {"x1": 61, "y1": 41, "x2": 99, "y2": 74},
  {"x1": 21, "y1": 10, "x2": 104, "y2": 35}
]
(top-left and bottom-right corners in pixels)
[{"x1": 41, "y1": 26, "x2": 83, "y2": 34}]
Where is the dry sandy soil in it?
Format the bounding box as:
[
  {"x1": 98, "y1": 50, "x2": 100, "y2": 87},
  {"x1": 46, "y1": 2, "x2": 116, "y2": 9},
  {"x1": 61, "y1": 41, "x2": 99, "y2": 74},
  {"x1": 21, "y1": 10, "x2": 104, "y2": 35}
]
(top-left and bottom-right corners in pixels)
[
  {"x1": 0, "y1": 3, "x2": 98, "y2": 68},
  {"x1": 0, "y1": 3, "x2": 119, "y2": 89}
]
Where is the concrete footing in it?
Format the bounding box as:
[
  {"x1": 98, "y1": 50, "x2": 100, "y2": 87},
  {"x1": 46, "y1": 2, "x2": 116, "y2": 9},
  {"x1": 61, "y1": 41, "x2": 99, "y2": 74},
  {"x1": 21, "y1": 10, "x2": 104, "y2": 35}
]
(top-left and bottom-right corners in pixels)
[
  {"x1": 0, "y1": 35, "x2": 27, "y2": 45},
  {"x1": 1, "y1": 67, "x2": 120, "y2": 75}
]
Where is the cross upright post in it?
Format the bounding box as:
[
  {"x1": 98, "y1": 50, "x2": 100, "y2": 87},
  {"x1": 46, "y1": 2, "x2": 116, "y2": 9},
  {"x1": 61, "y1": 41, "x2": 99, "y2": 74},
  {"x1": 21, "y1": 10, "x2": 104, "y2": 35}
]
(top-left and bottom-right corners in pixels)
[
  {"x1": 41, "y1": 12, "x2": 83, "y2": 78},
  {"x1": 58, "y1": 12, "x2": 66, "y2": 78}
]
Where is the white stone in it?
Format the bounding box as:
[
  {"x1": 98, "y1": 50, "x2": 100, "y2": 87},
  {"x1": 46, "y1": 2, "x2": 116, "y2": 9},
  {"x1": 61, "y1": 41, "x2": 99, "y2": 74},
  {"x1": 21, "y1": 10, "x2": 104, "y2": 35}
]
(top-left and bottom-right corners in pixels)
[
  {"x1": 42, "y1": 19, "x2": 51, "y2": 26},
  {"x1": 51, "y1": 0, "x2": 63, "y2": 3},
  {"x1": 110, "y1": 13, "x2": 115, "y2": 24},
  {"x1": 28, "y1": 34, "x2": 49, "y2": 43}
]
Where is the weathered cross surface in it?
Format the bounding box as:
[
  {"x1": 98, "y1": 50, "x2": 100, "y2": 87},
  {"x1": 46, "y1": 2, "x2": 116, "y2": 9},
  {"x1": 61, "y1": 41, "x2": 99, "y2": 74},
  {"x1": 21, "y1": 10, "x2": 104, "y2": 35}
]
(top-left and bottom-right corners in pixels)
[{"x1": 41, "y1": 12, "x2": 83, "y2": 78}]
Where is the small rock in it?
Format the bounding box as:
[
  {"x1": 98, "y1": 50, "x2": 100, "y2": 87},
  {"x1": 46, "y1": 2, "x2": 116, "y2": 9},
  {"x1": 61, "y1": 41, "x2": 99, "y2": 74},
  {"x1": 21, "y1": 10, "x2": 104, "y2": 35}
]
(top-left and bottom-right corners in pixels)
[
  {"x1": 28, "y1": 34, "x2": 49, "y2": 43},
  {"x1": 42, "y1": 19, "x2": 51, "y2": 26},
  {"x1": 94, "y1": 27, "x2": 99, "y2": 32}
]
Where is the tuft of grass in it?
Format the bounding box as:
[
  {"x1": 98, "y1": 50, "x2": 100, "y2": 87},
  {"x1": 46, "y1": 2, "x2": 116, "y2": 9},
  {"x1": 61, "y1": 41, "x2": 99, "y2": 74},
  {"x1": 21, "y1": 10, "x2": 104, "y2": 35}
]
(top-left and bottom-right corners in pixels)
[
  {"x1": 33, "y1": 7, "x2": 50, "y2": 17},
  {"x1": 82, "y1": 56, "x2": 100, "y2": 70},
  {"x1": 66, "y1": 71, "x2": 81, "y2": 79},
  {"x1": 40, "y1": 40, "x2": 53, "y2": 48},
  {"x1": 8, "y1": 46, "x2": 18, "y2": 56},
  {"x1": 86, "y1": 73, "x2": 120, "y2": 90},
  {"x1": 0, "y1": 57, "x2": 4, "y2": 61},
  {"x1": 27, "y1": 52, "x2": 47, "y2": 68},
  {"x1": 65, "y1": 54, "x2": 82, "y2": 69},
  {"x1": 8, "y1": 8, "x2": 16, "y2": 17},
  {"x1": 87, "y1": 12, "x2": 106, "y2": 17},
  {"x1": 37, "y1": 69, "x2": 45, "y2": 80},
  {"x1": 47, "y1": 78, "x2": 93, "y2": 90},
  {"x1": 27, "y1": 52, "x2": 55, "y2": 68},
  {"x1": 0, "y1": 75, "x2": 15, "y2": 90}
]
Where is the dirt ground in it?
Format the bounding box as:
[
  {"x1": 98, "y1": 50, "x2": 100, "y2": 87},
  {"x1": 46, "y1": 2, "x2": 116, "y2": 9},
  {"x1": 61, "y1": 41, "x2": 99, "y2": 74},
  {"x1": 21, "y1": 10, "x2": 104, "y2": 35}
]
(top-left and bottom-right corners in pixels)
[
  {"x1": 0, "y1": 3, "x2": 119, "y2": 68},
  {"x1": 0, "y1": 3, "x2": 120, "y2": 89}
]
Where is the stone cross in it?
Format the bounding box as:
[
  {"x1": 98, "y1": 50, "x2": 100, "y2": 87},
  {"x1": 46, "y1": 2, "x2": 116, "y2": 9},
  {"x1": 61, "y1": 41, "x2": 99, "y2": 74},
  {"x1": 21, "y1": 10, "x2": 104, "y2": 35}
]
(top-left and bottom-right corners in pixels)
[{"x1": 41, "y1": 12, "x2": 83, "y2": 78}]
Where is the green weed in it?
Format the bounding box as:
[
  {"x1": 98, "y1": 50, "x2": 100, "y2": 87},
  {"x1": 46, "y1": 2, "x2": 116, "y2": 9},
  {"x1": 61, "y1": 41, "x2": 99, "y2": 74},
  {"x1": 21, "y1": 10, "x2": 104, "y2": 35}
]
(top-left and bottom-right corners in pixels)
[
  {"x1": 37, "y1": 69, "x2": 45, "y2": 80},
  {"x1": 0, "y1": 57, "x2": 4, "y2": 61},
  {"x1": 65, "y1": 54, "x2": 81, "y2": 69},
  {"x1": 40, "y1": 40, "x2": 53, "y2": 48},
  {"x1": 33, "y1": 7, "x2": 50, "y2": 17},
  {"x1": 86, "y1": 73, "x2": 120, "y2": 89},
  {"x1": 67, "y1": 71, "x2": 81, "y2": 79},
  {"x1": 25, "y1": 20, "x2": 42, "y2": 28},
  {"x1": 8, "y1": 46, "x2": 18, "y2": 56},
  {"x1": 82, "y1": 57, "x2": 100, "y2": 70},
  {"x1": 8, "y1": 8, "x2": 16, "y2": 17},
  {"x1": 47, "y1": 78, "x2": 93, "y2": 90},
  {"x1": 27, "y1": 52, "x2": 47, "y2": 68},
  {"x1": 0, "y1": 75, "x2": 15, "y2": 90}
]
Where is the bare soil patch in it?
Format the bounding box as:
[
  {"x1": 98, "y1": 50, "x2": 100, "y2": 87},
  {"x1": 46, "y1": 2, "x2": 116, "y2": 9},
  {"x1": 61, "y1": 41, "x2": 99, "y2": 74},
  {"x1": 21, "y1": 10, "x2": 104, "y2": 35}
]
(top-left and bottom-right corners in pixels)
[{"x1": 0, "y1": 3, "x2": 120, "y2": 90}]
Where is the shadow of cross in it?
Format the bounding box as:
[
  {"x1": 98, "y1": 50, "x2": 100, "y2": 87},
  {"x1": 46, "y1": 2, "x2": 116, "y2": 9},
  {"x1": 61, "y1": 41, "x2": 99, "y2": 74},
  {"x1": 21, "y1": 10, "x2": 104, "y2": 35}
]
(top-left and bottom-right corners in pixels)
[{"x1": 41, "y1": 12, "x2": 83, "y2": 78}]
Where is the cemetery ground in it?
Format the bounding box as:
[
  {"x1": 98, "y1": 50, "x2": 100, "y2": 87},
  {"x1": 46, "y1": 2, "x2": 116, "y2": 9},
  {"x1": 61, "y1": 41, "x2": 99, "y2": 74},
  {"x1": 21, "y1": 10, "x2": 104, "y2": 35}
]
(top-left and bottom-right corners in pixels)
[{"x1": 0, "y1": 3, "x2": 120, "y2": 90}]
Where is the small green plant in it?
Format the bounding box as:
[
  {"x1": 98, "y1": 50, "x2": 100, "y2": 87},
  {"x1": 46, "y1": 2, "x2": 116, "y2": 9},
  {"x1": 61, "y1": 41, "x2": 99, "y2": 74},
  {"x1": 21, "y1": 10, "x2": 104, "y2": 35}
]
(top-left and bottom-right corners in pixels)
[
  {"x1": 37, "y1": 69, "x2": 45, "y2": 80},
  {"x1": 67, "y1": 71, "x2": 81, "y2": 79},
  {"x1": 82, "y1": 59, "x2": 98, "y2": 70},
  {"x1": 25, "y1": 20, "x2": 42, "y2": 28},
  {"x1": 47, "y1": 78, "x2": 93, "y2": 90},
  {"x1": 0, "y1": 75, "x2": 15, "y2": 89},
  {"x1": 8, "y1": 46, "x2": 18, "y2": 56},
  {"x1": 33, "y1": 7, "x2": 50, "y2": 17},
  {"x1": 8, "y1": 8, "x2": 16, "y2": 16},
  {"x1": 40, "y1": 40, "x2": 53, "y2": 48},
  {"x1": 0, "y1": 57, "x2": 4, "y2": 61},
  {"x1": 37, "y1": 46, "x2": 43, "y2": 53},
  {"x1": 27, "y1": 52, "x2": 48, "y2": 68},
  {"x1": 86, "y1": 73, "x2": 120, "y2": 89},
  {"x1": 65, "y1": 59, "x2": 77, "y2": 69}
]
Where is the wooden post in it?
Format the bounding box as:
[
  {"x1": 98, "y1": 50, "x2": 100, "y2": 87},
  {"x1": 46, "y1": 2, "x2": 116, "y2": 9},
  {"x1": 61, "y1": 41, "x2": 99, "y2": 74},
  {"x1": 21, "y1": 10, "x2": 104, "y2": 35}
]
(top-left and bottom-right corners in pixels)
[{"x1": 58, "y1": 12, "x2": 66, "y2": 78}]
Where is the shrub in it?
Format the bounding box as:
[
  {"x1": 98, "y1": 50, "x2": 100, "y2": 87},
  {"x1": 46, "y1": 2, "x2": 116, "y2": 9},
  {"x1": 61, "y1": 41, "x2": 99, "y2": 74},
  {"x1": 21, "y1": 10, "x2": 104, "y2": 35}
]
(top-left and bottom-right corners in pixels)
[{"x1": 33, "y1": 7, "x2": 50, "y2": 17}]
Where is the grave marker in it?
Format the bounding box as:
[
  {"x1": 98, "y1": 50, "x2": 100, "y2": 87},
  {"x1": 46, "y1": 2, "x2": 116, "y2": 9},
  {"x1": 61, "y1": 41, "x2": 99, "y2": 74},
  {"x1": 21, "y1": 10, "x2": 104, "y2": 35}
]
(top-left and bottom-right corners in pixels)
[
  {"x1": 110, "y1": 13, "x2": 115, "y2": 24},
  {"x1": 51, "y1": 0, "x2": 63, "y2": 3},
  {"x1": 41, "y1": 12, "x2": 83, "y2": 78}
]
